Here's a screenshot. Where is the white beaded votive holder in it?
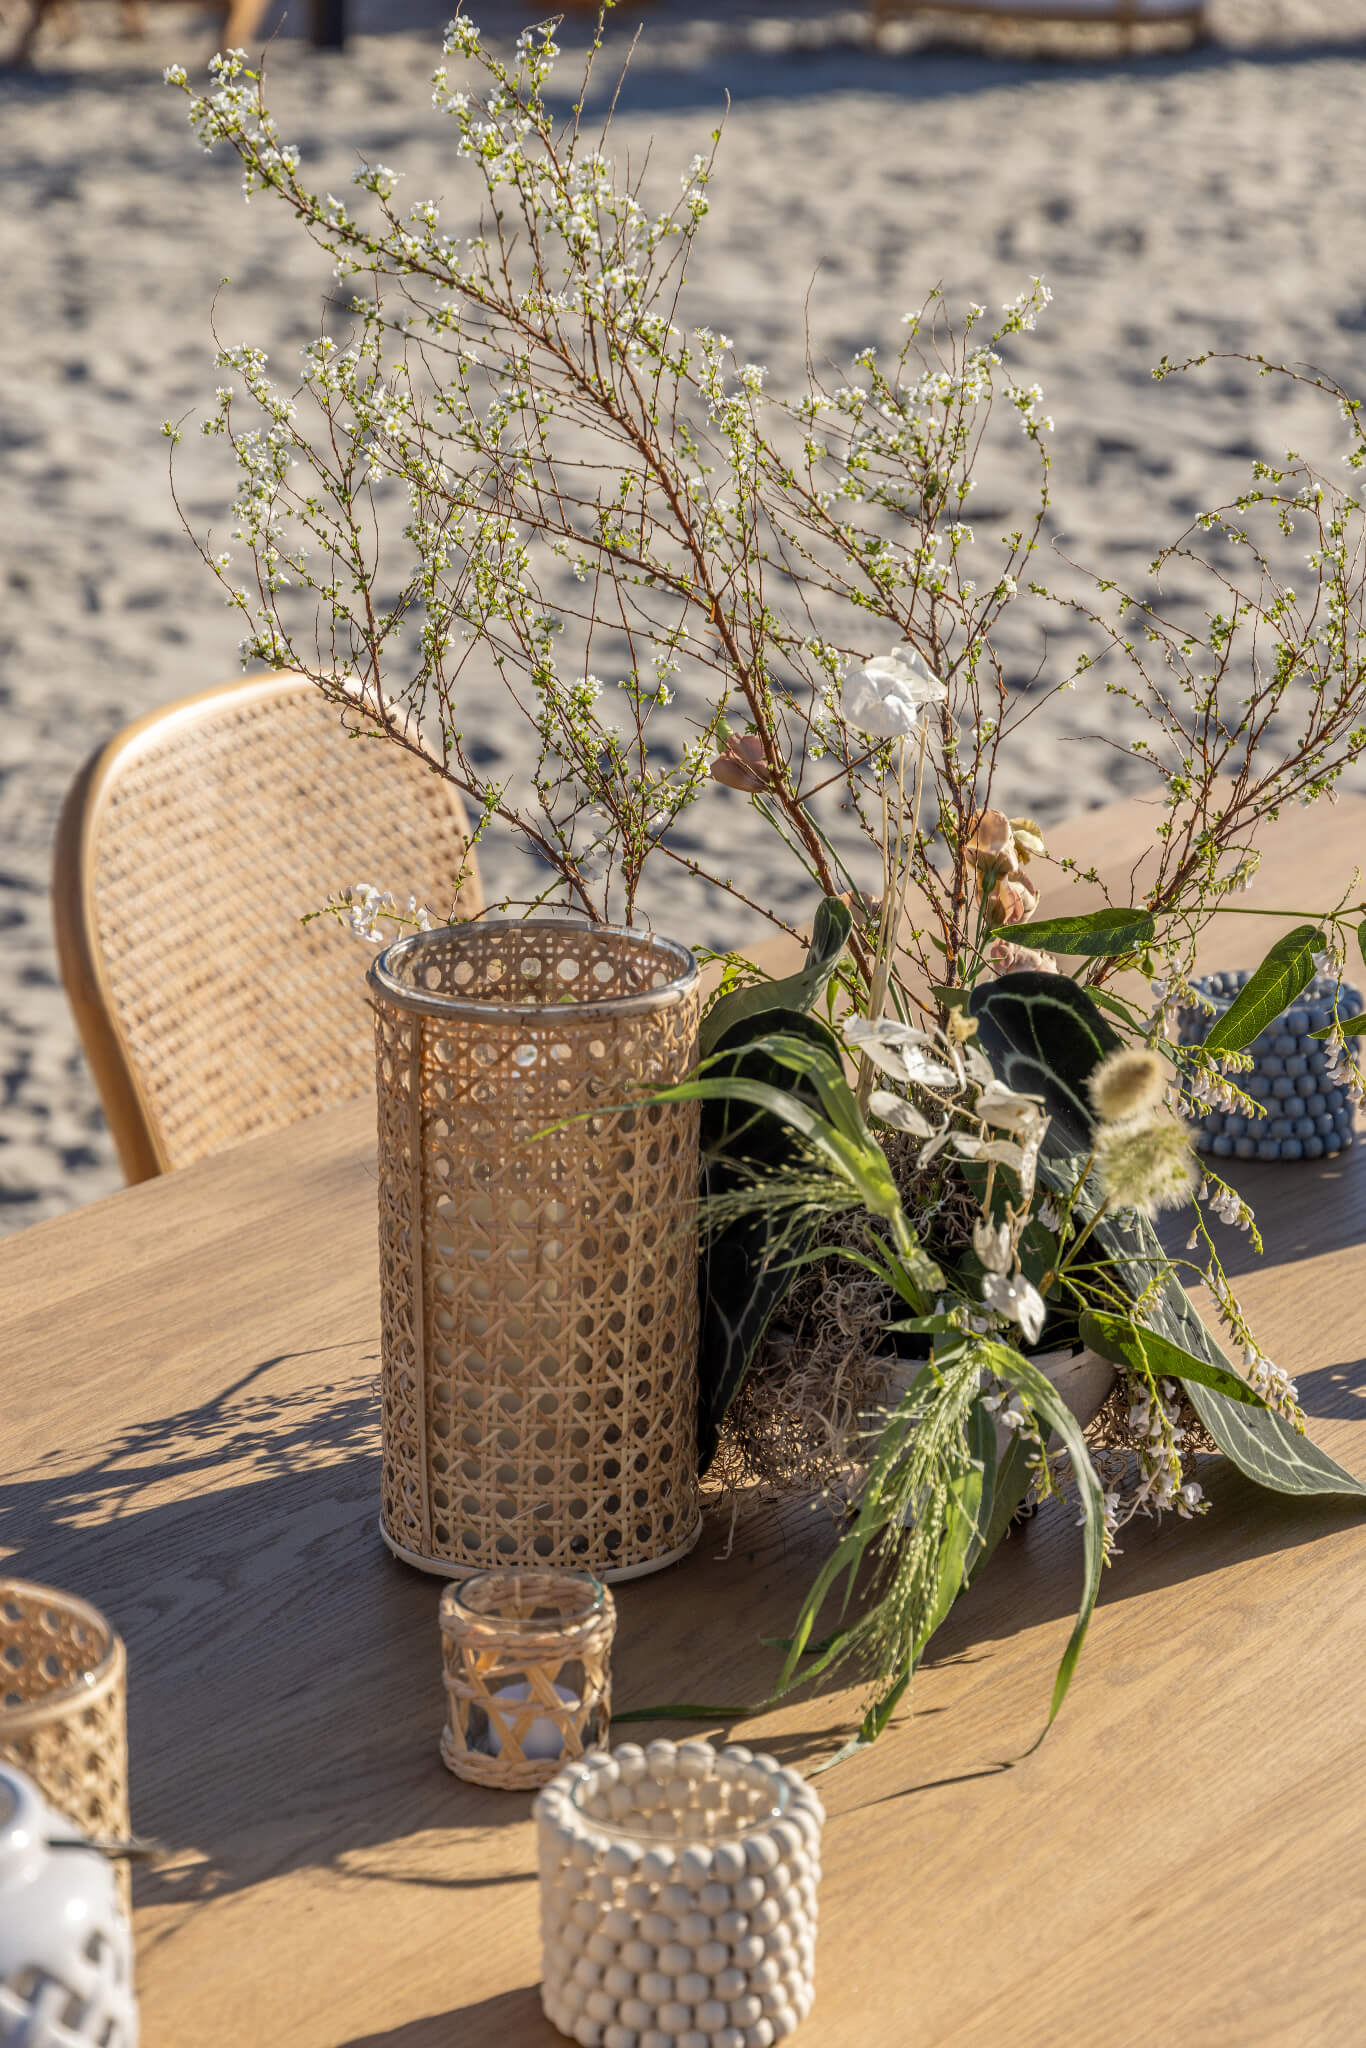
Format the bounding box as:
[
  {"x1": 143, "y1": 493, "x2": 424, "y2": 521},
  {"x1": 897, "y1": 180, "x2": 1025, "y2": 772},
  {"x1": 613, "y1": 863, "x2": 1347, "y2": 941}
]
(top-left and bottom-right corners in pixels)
[
  {"x1": 440, "y1": 1569, "x2": 615, "y2": 1791},
  {"x1": 534, "y1": 1738, "x2": 824, "y2": 2048}
]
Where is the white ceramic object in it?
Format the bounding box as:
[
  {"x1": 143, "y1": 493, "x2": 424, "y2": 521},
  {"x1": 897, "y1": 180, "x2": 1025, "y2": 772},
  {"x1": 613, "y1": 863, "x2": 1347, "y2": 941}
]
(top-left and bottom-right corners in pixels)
[
  {"x1": 0, "y1": 1763, "x2": 139, "y2": 2047},
  {"x1": 534, "y1": 1740, "x2": 823, "y2": 2047}
]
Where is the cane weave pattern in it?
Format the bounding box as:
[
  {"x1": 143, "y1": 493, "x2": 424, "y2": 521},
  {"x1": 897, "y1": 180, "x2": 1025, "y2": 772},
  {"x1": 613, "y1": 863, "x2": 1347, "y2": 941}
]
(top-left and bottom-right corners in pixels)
[
  {"x1": 0, "y1": 1582, "x2": 130, "y2": 1910},
  {"x1": 371, "y1": 922, "x2": 701, "y2": 1580},
  {"x1": 82, "y1": 674, "x2": 482, "y2": 1172},
  {"x1": 439, "y1": 1569, "x2": 615, "y2": 1791}
]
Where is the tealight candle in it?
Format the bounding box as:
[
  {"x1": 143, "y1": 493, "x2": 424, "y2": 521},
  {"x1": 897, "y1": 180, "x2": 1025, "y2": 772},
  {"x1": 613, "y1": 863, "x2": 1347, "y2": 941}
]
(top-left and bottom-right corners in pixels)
[{"x1": 486, "y1": 1680, "x2": 579, "y2": 1761}]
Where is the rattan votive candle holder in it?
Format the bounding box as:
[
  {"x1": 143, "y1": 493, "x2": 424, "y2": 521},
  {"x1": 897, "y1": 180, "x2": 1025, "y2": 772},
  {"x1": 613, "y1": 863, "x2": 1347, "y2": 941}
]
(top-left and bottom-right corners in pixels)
[
  {"x1": 0, "y1": 1579, "x2": 131, "y2": 1912},
  {"x1": 535, "y1": 1740, "x2": 824, "y2": 2047},
  {"x1": 440, "y1": 1569, "x2": 615, "y2": 1791}
]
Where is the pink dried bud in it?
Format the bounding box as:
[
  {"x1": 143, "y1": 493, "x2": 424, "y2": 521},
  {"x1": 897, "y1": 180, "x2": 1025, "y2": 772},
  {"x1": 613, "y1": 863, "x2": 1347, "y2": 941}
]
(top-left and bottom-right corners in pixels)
[
  {"x1": 985, "y1": 869, "x2": 1039, "y2": 928},
  {"x1": 964, "y1": 808, "x2": 1018, "y2": 873},
  {"x1": 709, "y1": 732, "x2": 773, "y2": 793},
  {"x1": 989, "y1": 938, "x2": 1058, "y2": 976}
]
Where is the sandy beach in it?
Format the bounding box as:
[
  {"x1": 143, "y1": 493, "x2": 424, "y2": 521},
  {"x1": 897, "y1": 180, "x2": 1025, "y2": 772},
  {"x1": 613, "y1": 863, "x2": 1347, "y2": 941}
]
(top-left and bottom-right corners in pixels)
[{"x1": 3, "y1": 0, "x2": 1366, "y2": 1232}]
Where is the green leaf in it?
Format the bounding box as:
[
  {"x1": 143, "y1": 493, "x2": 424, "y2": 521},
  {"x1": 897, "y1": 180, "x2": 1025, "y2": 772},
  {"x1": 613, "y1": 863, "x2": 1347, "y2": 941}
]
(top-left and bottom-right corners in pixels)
[
  {"x1": 699, "y1": 895, "x2": 852, "y2": 1056},
  {"x1": 1309, "y1": 1012, "x2": 1366, "y2": 1040},
  {"x1": 977, "y1": 1341, "x2": 1107, "y2": 1735},
  {"x1": 959, "y1": 1397, "x2": 998, "y2": 1583},
  {"x1": 1183, "y1": 1382, "x2": 1366, "y2": 1498},
  {"x1": 991, "y1": 906, "x2": 1156, "y2": 956},
  {"x1": 968, "y1": 1429, "x2": 1035, "y2": 1585},
  {"x1": 1358, "y1": 919, "x2": 1366, "y2": 974},
  {"x1": 1078, "y1": 1311, "x2": 1268, "y2": 1408},
  {"x1": 1202, "y1": 923, "x2": 1325, "y2": 1054}
]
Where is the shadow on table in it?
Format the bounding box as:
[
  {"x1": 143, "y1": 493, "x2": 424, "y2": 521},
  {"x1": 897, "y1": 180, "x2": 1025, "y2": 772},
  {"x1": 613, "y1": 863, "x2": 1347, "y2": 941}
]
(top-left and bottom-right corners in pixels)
[
  {"x1": 339, "y1": 1986, "x2": 549, "y2": 2047},
  {"x1": 1, "y1": 1347, "x2": 543, "y2": 1911},
  {"x1": 1158, "y1": 1148, "x2": 1366, "y2": 1279},
  {"x1": 6, "y1": 1325, "x2": 1366, "y2": 1895}
]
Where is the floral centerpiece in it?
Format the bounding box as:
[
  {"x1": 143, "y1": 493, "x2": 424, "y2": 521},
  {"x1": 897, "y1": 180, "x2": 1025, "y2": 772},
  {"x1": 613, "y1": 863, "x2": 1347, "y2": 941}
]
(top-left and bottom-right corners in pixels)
[{"x1": 164, "y1": 11, "x2": 1366, "y2": 1759}]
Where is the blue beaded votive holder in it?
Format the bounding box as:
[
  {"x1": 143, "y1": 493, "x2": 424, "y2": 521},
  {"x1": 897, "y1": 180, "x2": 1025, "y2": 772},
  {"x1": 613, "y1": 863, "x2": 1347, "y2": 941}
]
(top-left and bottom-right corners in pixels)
[{"x1": 1178, "y1": 971, "x2": 1361, "y2": 1162}]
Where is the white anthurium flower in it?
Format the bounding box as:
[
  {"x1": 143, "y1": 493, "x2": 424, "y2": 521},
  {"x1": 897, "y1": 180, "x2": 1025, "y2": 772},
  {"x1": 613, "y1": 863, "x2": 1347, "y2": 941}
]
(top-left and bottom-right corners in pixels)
[
  {"x1": 841, "y1": 642, "x2": 947, "y2": 742},
  {"x1": 843, "y1": 1016, "x2": 936, "y2": 1052},
  {"x1": 972, "y1": 1216, "x2": 1012, "y2": 1275},
  {"x1": 868, "y1": 1090, "x2": 935, "y2": 1139},
  {"x1": 982, "y1": 1271, "x2": 1047, "y2": 1347}
]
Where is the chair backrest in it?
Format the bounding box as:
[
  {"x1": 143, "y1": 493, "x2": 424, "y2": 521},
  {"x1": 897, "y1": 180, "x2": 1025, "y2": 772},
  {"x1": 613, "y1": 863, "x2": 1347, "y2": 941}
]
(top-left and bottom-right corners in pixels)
[{"x1": 53, "y1": 671, "x2": 484, "y2": 1184}]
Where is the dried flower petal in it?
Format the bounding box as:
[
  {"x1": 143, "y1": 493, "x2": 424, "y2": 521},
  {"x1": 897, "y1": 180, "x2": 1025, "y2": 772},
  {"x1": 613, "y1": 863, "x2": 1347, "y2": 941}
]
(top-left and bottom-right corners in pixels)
[
  {"x1": 708, "y1": 731, "x2": 773, "y2": 792},
  {"x1": 868, "y1": 1090, "x2": 934, "y2": 1138}
]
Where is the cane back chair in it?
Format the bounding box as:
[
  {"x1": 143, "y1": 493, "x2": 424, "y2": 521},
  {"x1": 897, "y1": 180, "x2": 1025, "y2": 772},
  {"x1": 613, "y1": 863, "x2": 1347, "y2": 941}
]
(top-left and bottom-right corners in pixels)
[{"x1": 53, "y1": 671, "x2": 483, "y2": 1185}]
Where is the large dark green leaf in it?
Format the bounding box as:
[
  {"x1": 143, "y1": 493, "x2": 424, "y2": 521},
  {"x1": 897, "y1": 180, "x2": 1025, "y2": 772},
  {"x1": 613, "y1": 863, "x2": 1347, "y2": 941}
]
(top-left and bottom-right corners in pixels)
[
  {"x1": 699, "y1": 895, "x2": 852, "y2": 1057},
  {"x1": 1203, "y1": 923, "x2": 1325, "y2": 1054},
  {"x1": 969, "y1": 970, "x2": 1123, "y2": 1145},
  {"x1": 695, "y1": 1010, "x2": 847, "y2": 1474},
  {"x1": 993, "y1": 906, "x2": 1156, "y2": 956}
]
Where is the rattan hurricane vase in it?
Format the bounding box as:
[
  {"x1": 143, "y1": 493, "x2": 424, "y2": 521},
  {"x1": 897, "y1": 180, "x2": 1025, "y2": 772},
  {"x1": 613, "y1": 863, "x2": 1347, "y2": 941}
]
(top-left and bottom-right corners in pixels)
[{"x1": 369, "y1": 921, "x2": 702, "y2": 1582}]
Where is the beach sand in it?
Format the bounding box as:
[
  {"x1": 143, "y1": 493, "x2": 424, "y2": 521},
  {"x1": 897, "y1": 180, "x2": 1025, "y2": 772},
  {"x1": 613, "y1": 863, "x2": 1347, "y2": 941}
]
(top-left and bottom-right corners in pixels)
[{"x1": 3, "y1": 0, "x2": 1365, "y2": 1231}]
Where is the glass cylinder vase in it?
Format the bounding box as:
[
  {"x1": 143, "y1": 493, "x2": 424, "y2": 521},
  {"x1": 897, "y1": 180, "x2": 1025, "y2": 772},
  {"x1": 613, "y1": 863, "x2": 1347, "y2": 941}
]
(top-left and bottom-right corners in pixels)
[{"x1": 369, "y1": 921, "x2": 701, "y2": 1581}]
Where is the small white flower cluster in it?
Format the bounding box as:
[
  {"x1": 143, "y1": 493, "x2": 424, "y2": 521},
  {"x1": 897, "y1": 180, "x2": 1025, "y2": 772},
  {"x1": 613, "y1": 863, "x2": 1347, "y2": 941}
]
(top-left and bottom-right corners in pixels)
[
  {"x1": 1198, "y1": 1178, "x2": 1255, "y2": 1234},
  {"x1": 1241, "y1": 1346, "x2": 1299, "y2": 1415},
  {"x1": 1127, "y1": 1378, "x2": 1205, "y2": 1519},
  {"x1": 1324, "y1": 1037, "x2": 1366, "y2": 1104},
  {"x1": 345, "y1": 883, "x2": 433, "y2": 943}
]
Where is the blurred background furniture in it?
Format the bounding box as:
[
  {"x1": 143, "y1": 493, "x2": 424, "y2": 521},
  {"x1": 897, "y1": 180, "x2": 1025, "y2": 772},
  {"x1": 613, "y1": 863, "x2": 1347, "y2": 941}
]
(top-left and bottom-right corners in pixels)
[
  {"x1": 8, "y1": 0, "x2": 312, "y2": 64},
  {"x1": 52, "y1": 671, "x2": 482, "y2": 1185},
  {"x1": 870, "y1": 0, "x2": 1209, "y2": 40}
]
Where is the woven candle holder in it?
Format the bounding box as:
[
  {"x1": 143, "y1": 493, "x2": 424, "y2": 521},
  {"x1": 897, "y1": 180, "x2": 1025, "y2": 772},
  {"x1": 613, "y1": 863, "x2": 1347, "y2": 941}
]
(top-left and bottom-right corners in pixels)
[
  {"x1": 534, "y1": 1739, "x2": 824, "y2": 2047},
  {"x1": 0, "y1": 1580, "x2": 131, "y2": 1912},
  {"x1": 369, "y1": 920, "x2": 702, "y2": 1582},
  {"x1": 440, "y1": 1569, "x2": 615, "y2": 1791}
]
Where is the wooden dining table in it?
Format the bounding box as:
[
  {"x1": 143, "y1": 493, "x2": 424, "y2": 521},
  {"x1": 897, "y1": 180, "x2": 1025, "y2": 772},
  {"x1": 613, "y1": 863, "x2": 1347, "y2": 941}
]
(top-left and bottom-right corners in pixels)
[{"x1": 5, "y1": 791, "x2": 1366, "y2": 2046}]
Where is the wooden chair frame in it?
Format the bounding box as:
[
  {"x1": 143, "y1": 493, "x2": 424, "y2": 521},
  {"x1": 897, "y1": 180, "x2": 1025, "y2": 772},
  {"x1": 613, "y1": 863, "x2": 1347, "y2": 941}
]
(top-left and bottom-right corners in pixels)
[{"x1": 52, "y1": 670, "x2": 480, "y2": 1186}]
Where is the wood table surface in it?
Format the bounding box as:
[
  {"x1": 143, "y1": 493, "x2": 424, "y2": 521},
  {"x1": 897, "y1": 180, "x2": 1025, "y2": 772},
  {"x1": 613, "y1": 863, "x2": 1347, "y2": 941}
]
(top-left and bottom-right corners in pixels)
[{"x1": 5, "y1": 792, "x2": 1366, "y2": 2047}]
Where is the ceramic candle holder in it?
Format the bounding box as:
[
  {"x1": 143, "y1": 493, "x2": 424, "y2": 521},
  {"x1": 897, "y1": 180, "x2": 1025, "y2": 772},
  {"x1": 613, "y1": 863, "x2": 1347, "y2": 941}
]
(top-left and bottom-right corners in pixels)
[
  {"x1": 535, "y1": 1740, "x2": 824, "y2": 2048},
  {"x1": 439, "y1": 1569, "x2": 615, "y2": 1791},
  {"x1": 0, "y1": 1764, "x2": 139, "y2": 2046},
  {"x1": 1179, "y1": 970, "x2": 1362, "y2": 1161}
]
